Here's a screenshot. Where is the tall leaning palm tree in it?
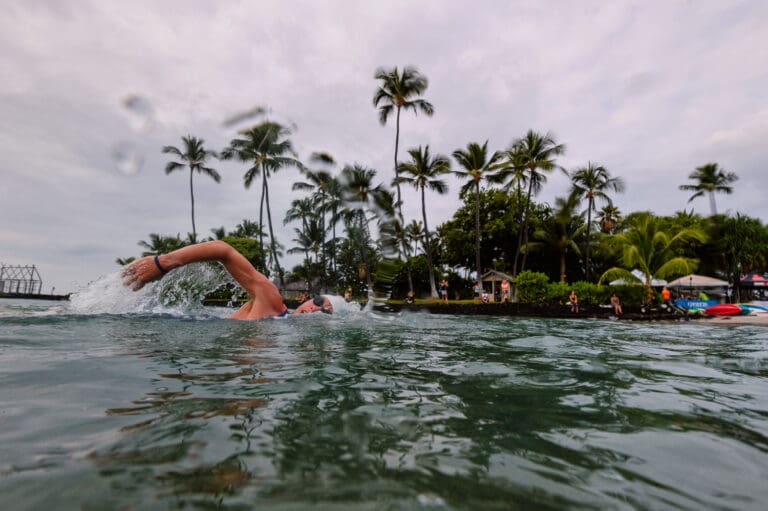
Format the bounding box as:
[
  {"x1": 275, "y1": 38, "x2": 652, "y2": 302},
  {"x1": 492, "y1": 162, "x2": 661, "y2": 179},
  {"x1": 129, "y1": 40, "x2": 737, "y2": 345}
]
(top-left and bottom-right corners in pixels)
[
  {"x1": 452, "y1": 141, "x2": 504, "y2": 284},
  {"x1": 395, "y1": 145, "x2": 451, "y2": 298},
  {"x1": 162, "y1": 135, "x2": 220, "y2": 243},
  {"x1": 373, "y1": 66, "x2": 433, "y2": 294},
  {"x1": 506, "y1": 130, "x2": 566, "y2": 277},
  {"x1": 222, "y1": 121, "x2": 302, "y2": 289},
  {"x1": 678, "y1": 162, "x2": 737, "y2": 216},
  {"x1": 570, "y1": 162, "x2": 625, "y2": 281}
]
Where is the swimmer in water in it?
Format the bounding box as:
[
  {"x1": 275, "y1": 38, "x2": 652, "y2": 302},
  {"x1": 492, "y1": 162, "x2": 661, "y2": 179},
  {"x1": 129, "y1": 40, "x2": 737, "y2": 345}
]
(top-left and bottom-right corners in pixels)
[{"x1": 122, "y1": 240, "x2": 332, "y2": 319}]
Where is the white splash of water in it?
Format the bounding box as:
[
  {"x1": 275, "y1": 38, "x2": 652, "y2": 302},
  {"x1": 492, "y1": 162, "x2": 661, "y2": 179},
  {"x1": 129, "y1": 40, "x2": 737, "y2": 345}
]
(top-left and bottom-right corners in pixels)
[
  {"x1": 69, "y1": 263, "x2": 239, "y2": 318},
  {"x1": 325, "y1": 295, "x2": 365, "y2": 316}
]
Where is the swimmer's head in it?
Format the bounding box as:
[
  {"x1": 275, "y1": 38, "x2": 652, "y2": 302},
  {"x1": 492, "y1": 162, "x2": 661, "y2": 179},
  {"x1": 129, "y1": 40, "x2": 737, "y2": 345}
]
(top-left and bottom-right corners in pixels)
[{"x1": 293, "y1": 295, "x2": 333, "y2": 315}]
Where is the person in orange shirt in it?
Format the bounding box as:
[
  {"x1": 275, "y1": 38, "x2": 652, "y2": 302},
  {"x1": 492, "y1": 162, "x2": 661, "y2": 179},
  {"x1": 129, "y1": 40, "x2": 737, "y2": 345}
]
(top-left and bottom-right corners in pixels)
[
  {"x1": 661, "y1": 286, "x2": 671, "y2": 303},
  {"x1": 500, "y1": 279, "x2": 510, "y2": 303}
]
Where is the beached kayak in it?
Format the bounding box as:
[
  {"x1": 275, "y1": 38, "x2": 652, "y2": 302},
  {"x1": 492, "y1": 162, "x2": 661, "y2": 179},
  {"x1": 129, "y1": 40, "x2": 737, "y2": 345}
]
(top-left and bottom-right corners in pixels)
[{"x1": 704, "y1": 304, "x2": 745, "y2": 316}]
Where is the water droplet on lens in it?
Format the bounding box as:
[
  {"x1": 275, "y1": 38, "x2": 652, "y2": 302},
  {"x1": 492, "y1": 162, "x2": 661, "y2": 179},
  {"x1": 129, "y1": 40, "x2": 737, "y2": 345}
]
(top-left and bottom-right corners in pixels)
[
  {"x1": 121, "y1": 94, "x2": 154, "y2": 133},
  {"x1": 111, "y1": 141, "x2": 144, "y2": 176}
]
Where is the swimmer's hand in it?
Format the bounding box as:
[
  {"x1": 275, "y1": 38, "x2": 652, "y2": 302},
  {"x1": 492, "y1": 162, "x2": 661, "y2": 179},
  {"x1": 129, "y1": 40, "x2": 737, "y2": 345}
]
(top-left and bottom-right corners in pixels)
[{"x1": 122, "y1": 256, "x2": 165, "y2": 290}]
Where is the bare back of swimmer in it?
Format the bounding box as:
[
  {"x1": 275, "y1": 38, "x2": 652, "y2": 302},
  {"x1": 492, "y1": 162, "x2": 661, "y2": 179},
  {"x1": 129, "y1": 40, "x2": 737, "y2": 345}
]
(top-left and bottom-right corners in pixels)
[{"x1": 122, "y1": 241, "x2": 332, "y2": 318}]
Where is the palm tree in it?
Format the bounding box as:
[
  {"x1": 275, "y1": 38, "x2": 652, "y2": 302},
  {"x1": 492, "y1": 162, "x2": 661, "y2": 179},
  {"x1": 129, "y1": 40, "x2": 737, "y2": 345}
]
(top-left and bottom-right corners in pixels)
[
  {"x1": 293, "y1": 152, "x2": 335, "y2": 292},
  {"x1": 340, "y1": 164, "x2": 393, "y2": 290},
  {"x1": 395, "y1": 145, "x2": 451, "y2": 298},
  {"x1": 284, "y1": 198, "x2": 317, "y2": 268},
  {"x1": 569, "y1": 162, "x2": 625, "y2": 281},
  {"x1": 116, "y1": 256, "x2": 136, "y2": 266},
  {"x1": 287, "y1": 216, "x2": 324, "y2": 294},
  {"x1": 596, "y1": 204, "x2": 622, "y2": 234},
  {"x1": 506, "y1": 130, "x2": 566, "y2": 277},
  {"x1": 373, "y1": 66, "x2": 434, "y2": 209},
  {"x1": 599, "y1": 212, "x2": 707, "y2": 303},
  {"x1": 222, "y1": 121, "x2": 302, "y2": 289},
  {"x1": 138, "y1": 233, "x2": 186, "y2": 256},
  {"x1": 209, "y1": 226, "x2": 228, "y2": 240},
  {"x1": 405, "y1": 219, "x2": 424, "y2": 255},
  {"x1": 452, "y1": 141, "x2": 505, "y2": 284},
  {"x1": 679, "y1": 162, "x2": 737, "y2": 216},
  {"x1": 373, "y1": 66, "x2": 433, "y2": 293},
  {"x1": 162, "y1": 135, "x2": 220, "y2": 243},
  {"x1": 231, "y1": 219, "x2": 262, "y2": 239},
  {"x1": 324, "y1": 176, "x2": 345, "y2": 278},
  {"x1": 531, "y1": 193, "x2": 586, "y2": 282}
]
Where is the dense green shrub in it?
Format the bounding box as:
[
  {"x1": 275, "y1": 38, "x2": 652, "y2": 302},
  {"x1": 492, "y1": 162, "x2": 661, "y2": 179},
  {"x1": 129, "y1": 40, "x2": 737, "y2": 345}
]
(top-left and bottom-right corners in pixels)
[
  {"x1": 515, "y1": 271, "x2": 550, "y2": 303},
  {"x1": 515, "y1": 269, "x2": 652, "y2": 308}
]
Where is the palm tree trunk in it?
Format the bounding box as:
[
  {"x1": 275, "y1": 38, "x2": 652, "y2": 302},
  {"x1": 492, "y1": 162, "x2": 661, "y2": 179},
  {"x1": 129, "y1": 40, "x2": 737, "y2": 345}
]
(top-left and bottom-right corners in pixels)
[
  {"x1": 394, "y1": 106, "x2": 403, "y2": 214},
  {"x1": 263, "y1": 169, "x2": 285, "y2": 291},
  {"x1": 359, "y1": 212, "x2": 373, "y2": 289},
  {"x1": 709, "y1": 191, "x2": 717, "y2": 216},
  {"x1": 513, "y1": 178, "x2": 535, "y2": 277},
  {"x1": 474, "y1": 181, "x2": 482, "y2": 284},
  {"x1": 521, "y1": 228, "x2": 530, "y2": 272},
  {"x1": 189, "y1": 168, "x2": 196, "y2": 243},
  {"x1": 259, "y1": 178, "x2": 267, "y2": 271},
  {"x1": 392, "y1": 107, "x2": 415, "y2": 295},
  {"x1": 320, "y1": 193, "x2": 327, "y2": 293},
  {"x1": 421, "y1": 186, "x2": 438, "y2": 298},
  {"x1": 585, "y1": 198, "x2": 593, "y2": 282},
  {"x1": 560, "y1": 253, "x2": 567, "y2": 282},
  {"x1": 332, "y1": 208, "x2": 338, "y2": 276}
]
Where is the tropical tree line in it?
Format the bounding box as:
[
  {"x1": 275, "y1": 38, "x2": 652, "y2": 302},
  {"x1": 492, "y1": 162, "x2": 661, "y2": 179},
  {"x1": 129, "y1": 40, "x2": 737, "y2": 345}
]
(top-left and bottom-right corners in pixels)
[{"x1": 120, "y1": 66, "x2": 763, "y2": 303}]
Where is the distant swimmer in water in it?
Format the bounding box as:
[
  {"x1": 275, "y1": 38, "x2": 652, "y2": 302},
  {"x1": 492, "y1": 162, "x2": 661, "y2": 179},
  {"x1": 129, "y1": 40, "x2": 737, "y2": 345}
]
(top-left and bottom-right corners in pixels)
[{"x1": 122, "y1": 240, "x2": 333, "y2": 319}]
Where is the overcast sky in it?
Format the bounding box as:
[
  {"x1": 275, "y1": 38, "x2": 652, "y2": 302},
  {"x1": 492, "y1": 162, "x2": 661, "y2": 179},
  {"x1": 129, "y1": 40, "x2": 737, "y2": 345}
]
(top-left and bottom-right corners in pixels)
[{"x1": 1, "y1": 0, "x2": 767, "y2": 294}]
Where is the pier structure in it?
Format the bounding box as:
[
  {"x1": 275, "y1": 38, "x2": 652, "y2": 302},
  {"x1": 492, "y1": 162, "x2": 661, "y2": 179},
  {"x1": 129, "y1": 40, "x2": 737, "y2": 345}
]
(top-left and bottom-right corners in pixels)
[{"x1": 0, "y1": 264, "x2": 43, "y2": 294}]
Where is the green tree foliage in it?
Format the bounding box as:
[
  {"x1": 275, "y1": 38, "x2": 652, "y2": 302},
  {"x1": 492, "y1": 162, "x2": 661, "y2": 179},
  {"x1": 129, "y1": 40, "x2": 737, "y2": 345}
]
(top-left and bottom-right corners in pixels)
[
  {"x1": 514, "y1": 271, "x2": 550, "y2": 304},
  {"x1": 599, "y1": 212, "x2": 708, "y2": 303},
  {"x1": 531, "y1": 193, "x2": 586, "y2": 282},
  {"x1": 711, "y1": 214, "x2": 768, "y2": 300},
  {"x1": 437, "y1": 188, "x2": 550, "y2": 276},
  {"x1": 222, "y1": 236, "x2": 266, "y2": 272}
]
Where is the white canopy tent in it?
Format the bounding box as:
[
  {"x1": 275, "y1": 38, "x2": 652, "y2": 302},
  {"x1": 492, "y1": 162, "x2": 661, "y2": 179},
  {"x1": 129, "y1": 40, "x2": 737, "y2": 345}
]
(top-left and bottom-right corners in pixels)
[
  {"x1": 609, "y1": 269, "x2": 668, "y2": 287},
  {"x1": 667, "y1": 274, "x2": 729, "y2": 288}
]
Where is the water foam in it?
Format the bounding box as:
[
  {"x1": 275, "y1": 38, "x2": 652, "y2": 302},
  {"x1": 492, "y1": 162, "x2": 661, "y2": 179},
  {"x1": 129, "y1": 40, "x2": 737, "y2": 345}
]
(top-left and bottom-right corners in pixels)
[{"x1": 69, "y1": 263, "x2": 239, "y2": 318}]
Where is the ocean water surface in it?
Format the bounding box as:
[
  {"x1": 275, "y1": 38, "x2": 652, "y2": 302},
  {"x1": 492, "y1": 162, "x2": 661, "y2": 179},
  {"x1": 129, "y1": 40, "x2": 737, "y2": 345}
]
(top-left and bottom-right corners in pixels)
[{"x1": 1, "y1": 271, "x2": 767, "y2": 510}]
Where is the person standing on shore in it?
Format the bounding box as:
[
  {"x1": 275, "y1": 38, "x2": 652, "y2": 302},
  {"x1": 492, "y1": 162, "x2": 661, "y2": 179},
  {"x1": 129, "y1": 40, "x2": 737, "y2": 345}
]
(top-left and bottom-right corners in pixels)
[
  {"x1": 500, "y1": 279, "x2": 510, "y2": 303},
  {"x1": 440, "y1": 279, "x2": 449, "y2": 303}
]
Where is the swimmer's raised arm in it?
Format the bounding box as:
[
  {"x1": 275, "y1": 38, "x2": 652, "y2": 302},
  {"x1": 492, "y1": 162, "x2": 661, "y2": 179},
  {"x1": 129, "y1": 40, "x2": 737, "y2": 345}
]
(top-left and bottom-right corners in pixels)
[
  {"x1": 122, "y1": 241, "x2": 276, "y2": 300},
  {"x1": 122, "y1": 241, "x2": 333, "y2": 319}
]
